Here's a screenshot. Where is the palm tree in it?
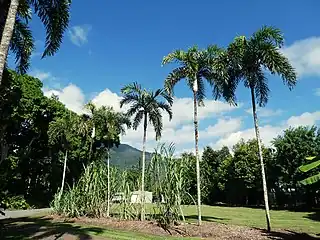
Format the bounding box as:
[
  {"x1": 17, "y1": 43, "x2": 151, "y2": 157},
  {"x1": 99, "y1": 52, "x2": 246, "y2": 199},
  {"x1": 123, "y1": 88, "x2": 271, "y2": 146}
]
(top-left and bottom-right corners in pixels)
[
  {"x1": 120, "y1": 82, "x2": 173, "y2": 221},
  {"x1": 48, "y1": 112, "x2": 78, "y2": 198},
  {"x1": 225, "y1": 26, "x2": 297, "y2": 231},
  {"x1": 162, "y1": 45, "x2": 234, "y2": 225},
  {"x1": 0, "y1": 0, "x2": 71, "y2": 84},
  {"x1": 84, "y1": 101, "x2": 131, "y2": 217}
]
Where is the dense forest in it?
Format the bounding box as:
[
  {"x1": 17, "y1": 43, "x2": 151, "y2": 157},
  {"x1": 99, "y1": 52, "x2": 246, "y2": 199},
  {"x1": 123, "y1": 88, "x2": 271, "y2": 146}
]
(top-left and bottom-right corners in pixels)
[{"x1": 1, "y1": 69, "x2": 319, "y2": 211}]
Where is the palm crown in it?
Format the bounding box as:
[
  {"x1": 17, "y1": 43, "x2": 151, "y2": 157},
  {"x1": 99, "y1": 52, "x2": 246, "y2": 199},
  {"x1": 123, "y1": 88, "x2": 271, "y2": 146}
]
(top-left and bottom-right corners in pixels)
[
  {"x1": 120, "y1": 82, "x2": 173, "y2": 140},
  {"x1": 162, "y1": 45, "x2": 236, "y2": 105},
  {"x1": 227, "y1": 26, "x2": 297, "y2": 106},
  {"x1": 0, "y1": 0, "x2": 71, "y2": 73}
]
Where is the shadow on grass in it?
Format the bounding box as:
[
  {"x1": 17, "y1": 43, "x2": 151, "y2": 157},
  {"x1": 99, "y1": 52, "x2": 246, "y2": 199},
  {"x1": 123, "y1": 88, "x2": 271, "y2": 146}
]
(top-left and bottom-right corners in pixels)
[
  {"x1": 304, "y1": 211, "x2": 320, "y2": 222},
  {"x1": 259, "y1": 229, "x2": 319, "y2": 240},
  {"x1": 184, "y1": 215, "x2": 228, "y2": 222},
  {"x1": 0, "y1": 216, "x2": 104, "y2": 240}
]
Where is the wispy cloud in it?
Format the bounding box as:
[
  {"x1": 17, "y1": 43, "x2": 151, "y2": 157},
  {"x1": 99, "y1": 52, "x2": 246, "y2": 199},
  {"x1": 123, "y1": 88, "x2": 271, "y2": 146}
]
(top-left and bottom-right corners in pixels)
[
  {"x1": 314, "y1": 88, "x2": 320, "y2": 96},
  {"x1": 245, "y1": 108, "x2": 283, "y2": 118},
  {"x1": 68, "y1": 25, "x2": 92, "y2": 46}
]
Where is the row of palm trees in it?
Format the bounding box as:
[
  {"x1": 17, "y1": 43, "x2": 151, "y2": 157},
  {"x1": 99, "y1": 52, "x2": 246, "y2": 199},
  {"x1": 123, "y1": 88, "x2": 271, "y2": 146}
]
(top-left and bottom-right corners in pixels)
[{"x1": 120, "y1": 26, "x2": 297, "y2": 231}]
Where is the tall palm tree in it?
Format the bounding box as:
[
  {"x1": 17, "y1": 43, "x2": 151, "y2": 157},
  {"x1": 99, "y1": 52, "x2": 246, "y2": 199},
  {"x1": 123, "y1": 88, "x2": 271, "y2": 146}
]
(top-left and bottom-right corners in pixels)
[
  {"x1": 0, "y1": 0, "x2": 71, "y2": 84},
  {"x1": 48, "y1": 112, "x2": 78, "y2": 198},
  {"x1": 162, "y1": 45, "x2": 234, "y2": 225},
  {"x1": 84, "y1": 101, "x2": 131, "y2": 217},
  {"x1": 120, "y1": 82, "x2": 173, "y2": 221},
  {"x1": 225, "y1": 26, "x2": 297, "y2": 231}
]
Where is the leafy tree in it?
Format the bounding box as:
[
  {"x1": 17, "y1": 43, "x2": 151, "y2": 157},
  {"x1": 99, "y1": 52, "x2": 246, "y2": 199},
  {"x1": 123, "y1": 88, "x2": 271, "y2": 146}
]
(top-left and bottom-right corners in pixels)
[
  {"x1": 272, "y1": 126, "x2": 320, "y2": 207},
  {"x1": 201, "y1": 146, "x2": 231, "y2": 204},
  {"x1": 162, "y1": 45, "x2": 235, "y2": 225},
  {"x1": 48, "y1": 112, "x2": 79, "y2": 197},
  {"x1": 120, "y1": 82, "x2": 173, "y2": 221},
  {"x1": 0, "y1": 0, "x2": 71, "y2": 83},
  {"x1": 225, "y1": 26, "x2": 297, "y2": 231}
]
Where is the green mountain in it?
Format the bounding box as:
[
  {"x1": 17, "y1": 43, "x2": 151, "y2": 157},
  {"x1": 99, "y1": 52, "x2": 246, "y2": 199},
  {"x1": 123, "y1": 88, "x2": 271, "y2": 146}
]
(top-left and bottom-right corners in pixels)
[{"x1": 109, "y1": 144, "x2": 152, "y2": 169}]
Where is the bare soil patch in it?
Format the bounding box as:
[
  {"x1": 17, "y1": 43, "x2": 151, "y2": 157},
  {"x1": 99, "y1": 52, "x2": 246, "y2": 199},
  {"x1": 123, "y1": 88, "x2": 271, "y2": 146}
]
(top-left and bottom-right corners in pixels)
[{"x1": 51, "y1": 214, "x2": 319, "y2": 240}]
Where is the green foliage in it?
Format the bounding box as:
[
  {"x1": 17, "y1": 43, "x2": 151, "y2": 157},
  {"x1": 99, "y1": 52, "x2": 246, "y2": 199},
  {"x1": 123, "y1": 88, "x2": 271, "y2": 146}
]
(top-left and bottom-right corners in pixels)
[
  {"x1": 148, "y1": 143, "x2": 187, "y2": 227},
  {"x1": 299, "y1": 155, "x2": 320, "y2": 185},
  {"x1": 0, "y1": 0, "x2": 71, "y2": 73},
  {"x1": 162, "y1": 45, "x2": 235, "y2": 104},
  {"x1": 120, "y1": 82, "x2": 173, "y2": 140},
  {"x1": 0, "y1": 194, "x2": 30, "y2": 210},
  {"x1": 271, "y1": 126, "x2": 320, "y2": 200},
  {"x1": 225, "y1": 26, "x2": 297, "y2": 107},
  {"x1": 52, "y1": 161, "x2": 119, "y2": 217}
]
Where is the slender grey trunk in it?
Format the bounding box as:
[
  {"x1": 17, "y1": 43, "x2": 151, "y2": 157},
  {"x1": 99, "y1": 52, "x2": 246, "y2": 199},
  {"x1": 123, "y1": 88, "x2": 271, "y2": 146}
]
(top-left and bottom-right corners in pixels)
[
  {"x1": 141, "y1": 112, "x2": 147, "y2": 221},
  {"x1": 107, "y1": 149, "x2": 110, "y2": 217},
  {"x1": 0, "y1": 0, "x2": 19, "y2": 84},
  {"x1": 250, "y1": 86, "x2": 271, "y2": 232},
  {"x1": 60, "y1": 150, "x2": 68, "y2": 198},
  {"x1": 193, "y1": 85, "x2": 202, "y2": 226}
]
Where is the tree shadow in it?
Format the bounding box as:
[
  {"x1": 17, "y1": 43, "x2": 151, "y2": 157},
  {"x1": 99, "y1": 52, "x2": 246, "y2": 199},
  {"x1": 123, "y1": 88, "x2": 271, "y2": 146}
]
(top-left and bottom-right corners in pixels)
[
  {"x1": 184, "y1": 214, "x2": 229, "y2": 222},
  {"x1": 0, "y1": 216, "x2": 104, "y2": 239},
  {"x1": 303, "y1": 211, "x2": 320, "y2": 222},
  {"x1": 257, "y1": 229, "x2": 319, "y2": 240}
]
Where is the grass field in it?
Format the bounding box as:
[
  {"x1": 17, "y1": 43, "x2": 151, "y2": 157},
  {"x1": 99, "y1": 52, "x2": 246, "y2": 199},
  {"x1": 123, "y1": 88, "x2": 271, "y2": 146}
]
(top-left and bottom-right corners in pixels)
[
  {"x1": 182, "y1": 205, "x2": 320, "y2": 234},
  {"x1": 1, "y1": 205, "x2": 319, "y2": 239},
  {"x1": 110, "y1": 204, "x2": 320, "y2": 234}
]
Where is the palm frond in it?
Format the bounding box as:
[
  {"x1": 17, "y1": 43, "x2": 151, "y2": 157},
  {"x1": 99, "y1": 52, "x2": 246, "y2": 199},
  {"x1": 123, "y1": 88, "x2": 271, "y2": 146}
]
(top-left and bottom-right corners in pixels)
[
  {"x1": 149, "y1": 108, "x2": 163, "y2": 140},
  {"x1": 30, "y1": 0, "x2": 71, "y2": 58},
  {"x1": 252, "y1": 25, "x2": 284, "y2": 47},
  {"x1": 255, "y1": 68, "x2": 270, "y2": 107},
  {"x1": 10, "y1": 17, "x2": 34, "y2": 74},
  {"x1": 259, "y1": 42, "x2": 297, "y2": 89},
  {"x1": 119, "y1": 94, "x2": 139, "y2": 108},
  {"x1": 132, "y1": 110, "x2": 144, "y2": 130},
  {"x1": 158, "y1": 102, "x2": 173, "y2": 120},
  {"x1": 162, "y1": 50, "x2": 186, "y2": 66},
  {"x1": 164, "y1": 67, "x2": 187, "y2": 95},
  {"x1": 121, "y1": 81, "x2": 142, "y2": 95}
]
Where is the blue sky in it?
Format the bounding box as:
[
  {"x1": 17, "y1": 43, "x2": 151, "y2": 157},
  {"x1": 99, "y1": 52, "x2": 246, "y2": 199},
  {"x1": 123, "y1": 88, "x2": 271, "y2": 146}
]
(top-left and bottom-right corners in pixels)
[{"x1": 9, "y1": 0, "x2": 320, "y2": 153}]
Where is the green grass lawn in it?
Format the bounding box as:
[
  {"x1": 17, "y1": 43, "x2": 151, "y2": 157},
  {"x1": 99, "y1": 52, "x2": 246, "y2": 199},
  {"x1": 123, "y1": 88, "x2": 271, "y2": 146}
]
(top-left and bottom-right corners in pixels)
[
  {"x1": 182, "y1": 205, "x2": 320, "y2": 234},
  {"x1": 110, "y1": 204, "x2": 320, "y2": 235},
  {"x1": 1, "y1": 205, "x2": 319, "y2": 239}
]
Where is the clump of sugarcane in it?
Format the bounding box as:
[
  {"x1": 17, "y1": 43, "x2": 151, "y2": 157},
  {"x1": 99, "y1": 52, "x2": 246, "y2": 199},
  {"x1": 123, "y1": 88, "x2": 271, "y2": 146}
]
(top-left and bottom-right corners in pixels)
[{"x1": 149, "y1": 143, "x2": 187, "y2": 229}]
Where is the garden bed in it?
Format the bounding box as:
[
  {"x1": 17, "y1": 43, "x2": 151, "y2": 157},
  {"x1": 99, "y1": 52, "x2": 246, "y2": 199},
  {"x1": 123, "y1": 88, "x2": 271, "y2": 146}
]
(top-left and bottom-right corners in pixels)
[{"x1": 51, "y1": 214, "x2": 318, "y2": 239}]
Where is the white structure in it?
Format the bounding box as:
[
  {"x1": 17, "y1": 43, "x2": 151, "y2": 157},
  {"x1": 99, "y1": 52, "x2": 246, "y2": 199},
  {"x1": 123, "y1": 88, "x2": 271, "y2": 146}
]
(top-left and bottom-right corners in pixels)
[
  {"x1": 111, "y1": 191, "x2": 153, "y2": 204},
  {"x1": 131, "y1": 191, "x2": 152, "y2": 204}
]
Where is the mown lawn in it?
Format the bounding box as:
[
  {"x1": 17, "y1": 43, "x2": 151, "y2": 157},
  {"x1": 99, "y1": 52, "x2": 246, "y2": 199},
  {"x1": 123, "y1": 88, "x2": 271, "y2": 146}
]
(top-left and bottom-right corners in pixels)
[
  {"x1": 110, "y1": 204, "x2": 320, "y2": 235},
  {"x1": 182, "y1": 205, "x2": 320, "y2": 234}
]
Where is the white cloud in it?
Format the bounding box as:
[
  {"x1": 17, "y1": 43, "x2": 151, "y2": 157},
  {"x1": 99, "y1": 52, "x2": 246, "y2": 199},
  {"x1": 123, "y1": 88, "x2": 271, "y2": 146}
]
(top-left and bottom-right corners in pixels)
[
  {"x1": 30, "y1": 69, "x2": 52, "y2": 81},
  {"x1": 314, "y1": 88, "x2": 320, "y2": 96},
  {"x1": 212, "y1": 111, "x2": 320, "y2": 150},
  {"x1": 245, "y1": 108, "x2": 283, "y2": 117},
  {"x1": 68, "y1": 25, "x2": 92, "y2": 46},
  {"x1": 282, "y1": 37, "x2": 320, "y2": 77},
  {"x1": 43, "y1": 84, "x2": 86, "y2": 114},
  {"x1": 287, "y1": 111, "x2": 320, "y2": 127}
]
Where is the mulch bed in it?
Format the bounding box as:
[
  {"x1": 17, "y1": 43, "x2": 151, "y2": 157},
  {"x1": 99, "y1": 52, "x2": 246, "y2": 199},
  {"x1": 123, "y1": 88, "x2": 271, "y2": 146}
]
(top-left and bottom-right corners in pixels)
[{"x1": 50, "y1": 215, "x2": 319, "y2": 240}]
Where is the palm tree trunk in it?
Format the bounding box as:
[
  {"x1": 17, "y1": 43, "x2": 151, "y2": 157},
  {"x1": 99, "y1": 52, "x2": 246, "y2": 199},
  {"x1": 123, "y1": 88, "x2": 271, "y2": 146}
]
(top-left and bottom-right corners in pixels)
[
  {"x1": 107, "y1": 148, "x2": 110, "y2": 217},
  {"x1": 250, "y1": 86, "x2": 271, "y2": 232},
  {"x1": 0, "y1": 0, "x2": 19, "y2": 84},
  {"x1": 193, "y1": 90, "x2": 202, "y2": 226},
  {"x1": 60, "y1": 150, "x2": 68, "y2": 198},
  {"x1": 141, "y1": 112, "x2": 147, "y2": 221}
]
